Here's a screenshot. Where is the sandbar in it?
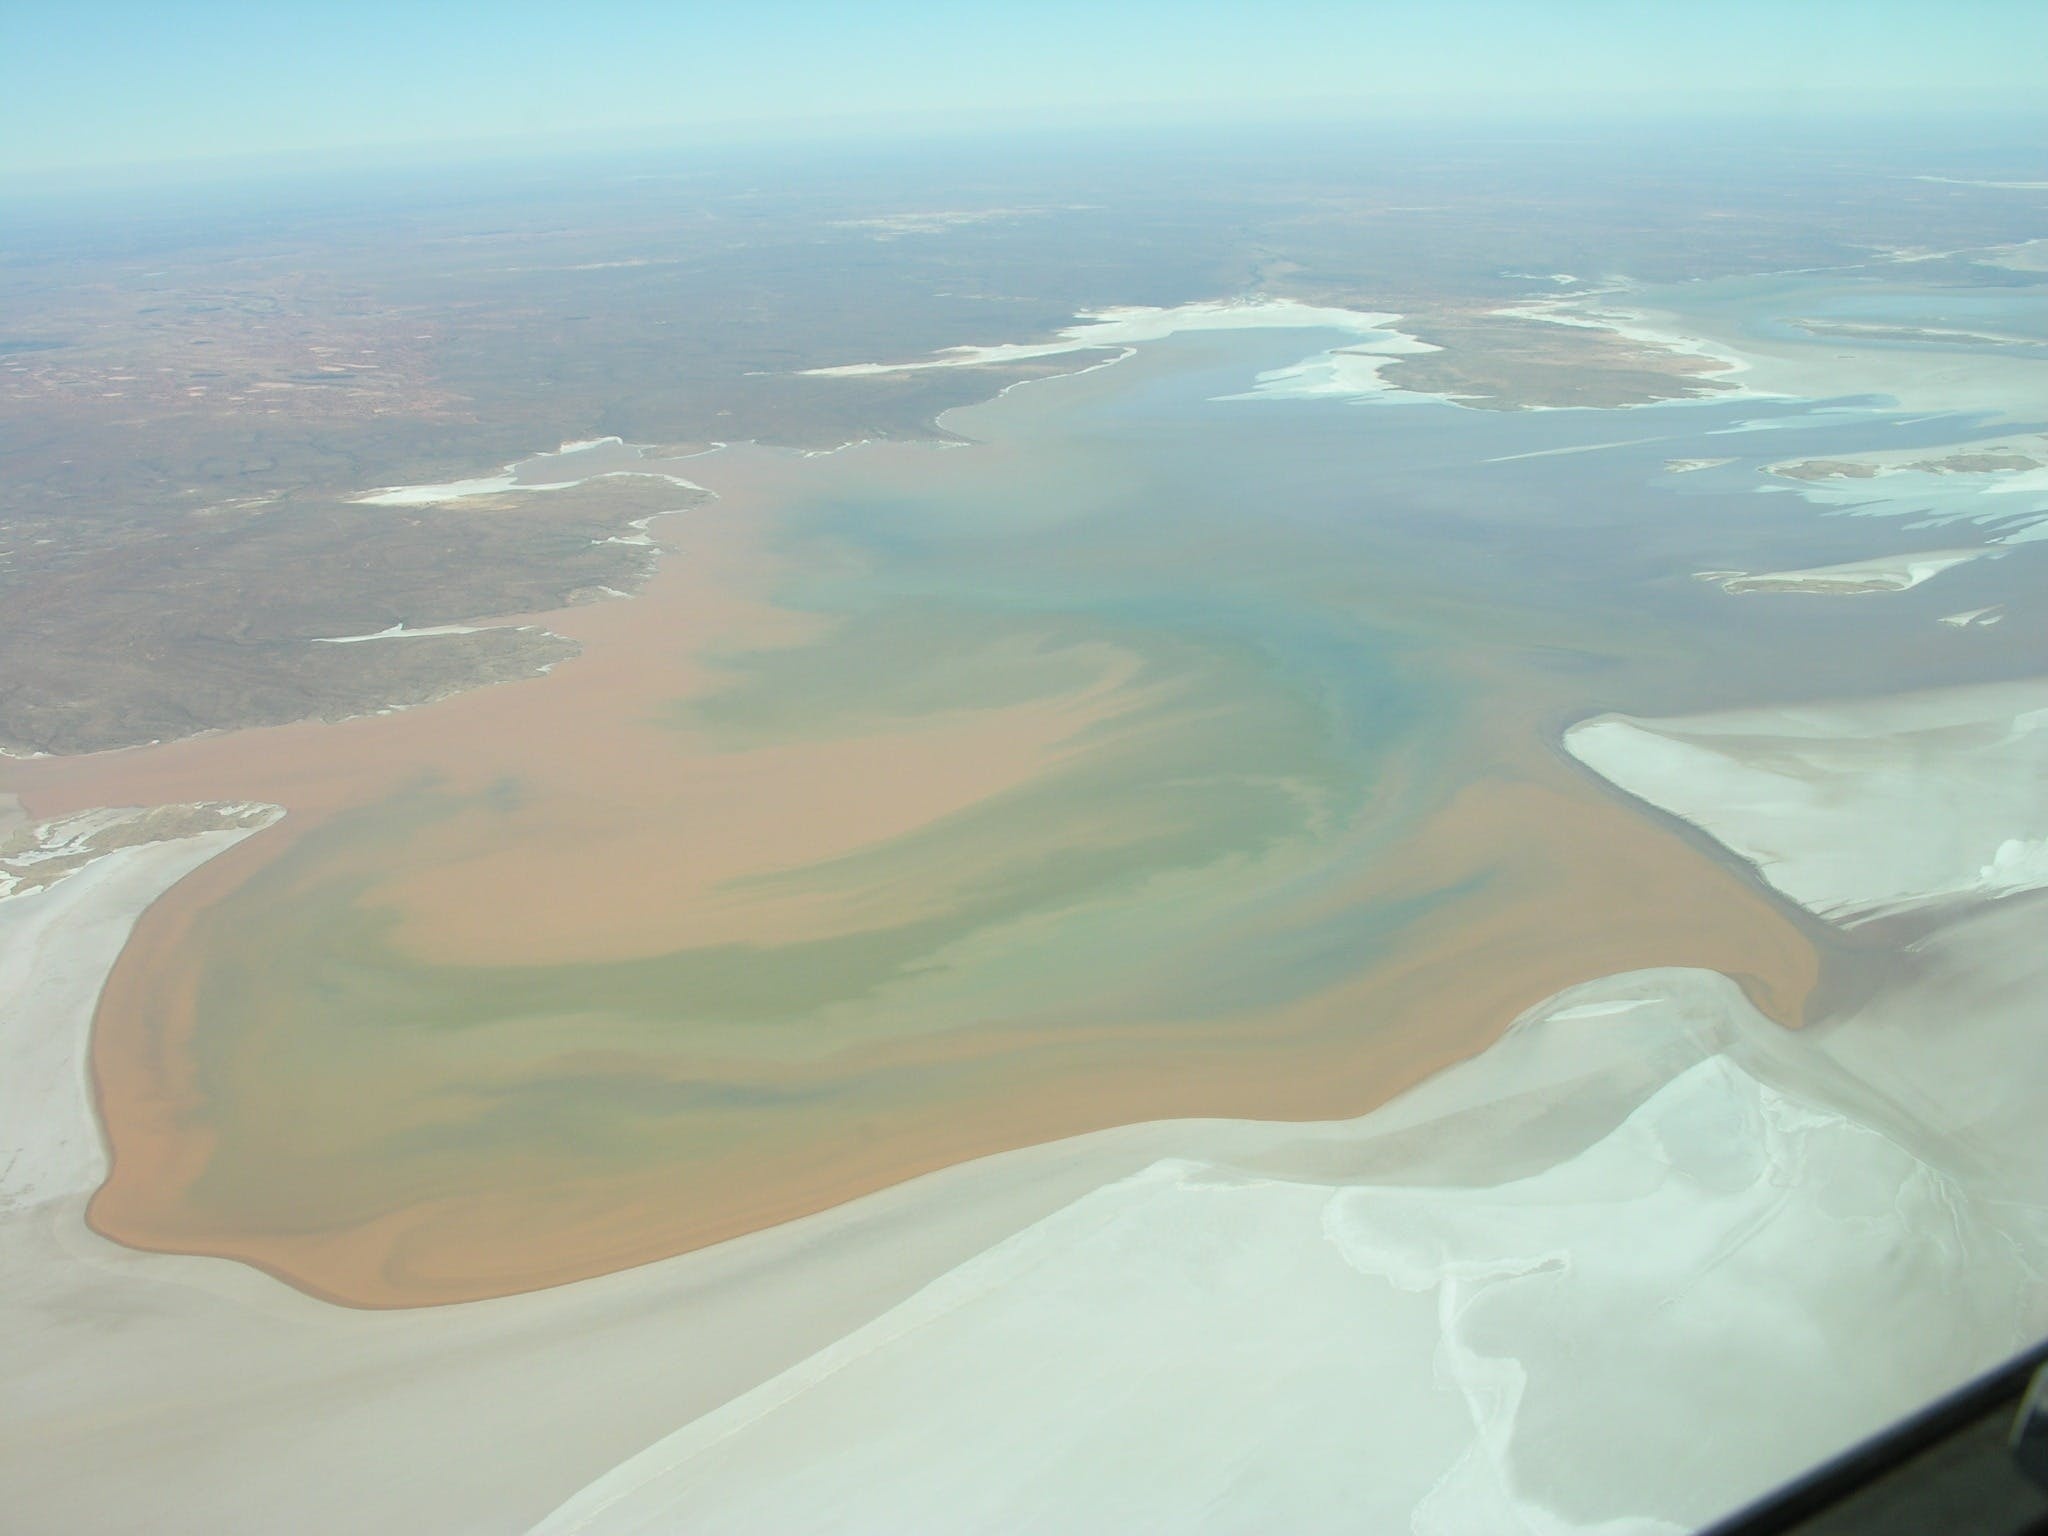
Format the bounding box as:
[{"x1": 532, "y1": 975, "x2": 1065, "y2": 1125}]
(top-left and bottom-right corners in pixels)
[{"x1": 1696, "y1": 547, "x2": 1996, "y2": 594}]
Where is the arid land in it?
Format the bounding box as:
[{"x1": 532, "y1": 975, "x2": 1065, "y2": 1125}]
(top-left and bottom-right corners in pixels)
[{"x1": 8, "y1": 128, "x2": 2042, "y2": 752}]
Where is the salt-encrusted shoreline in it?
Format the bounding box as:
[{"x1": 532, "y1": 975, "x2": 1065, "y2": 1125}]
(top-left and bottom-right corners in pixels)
[
  {"x1": 353, "y1": 435, "x2": 713, "y2": 506},
  {"x1": 1566, "y1": 680, "x2": 2048, "y2": 925},
  {"x1": 8, "y1": 672, "x2": 2047, "y2": 1533},
  {"x1": 6, "y1": 294, "x2": 2046, "y2": 1533},
  {"x1": 0, "y1": 804, "x2": 282, "y2": 1214}
]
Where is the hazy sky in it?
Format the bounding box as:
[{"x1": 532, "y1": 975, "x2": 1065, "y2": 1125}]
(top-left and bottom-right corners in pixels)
[{"x1": 7, "y1": 0, "x2": 2044, "y2": 180}]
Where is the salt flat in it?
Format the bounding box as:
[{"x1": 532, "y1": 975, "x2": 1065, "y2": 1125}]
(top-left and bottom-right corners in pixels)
[
  {"x1": 801, "y1": 298, "x2": 1437, "y2": 384},
  {"x1": 7, "y1": 278, "x2": 2048, "y2": 1531},
  {"x1": 529, "y1": 975, "x2": 2039, "y2": 1536},
  {"x1": 0, "y1": 808, "x2": 280, "y2": 1215},
  {"x1": 1566, "y1": 680, "x2": 2048, "y2": 925},
  {"x1": 5, "y1": 668, "x2": 2047, "y2": 1533},
  {"x1": 524, "y1": 676, "x2": 2048, "y2": 1533}
]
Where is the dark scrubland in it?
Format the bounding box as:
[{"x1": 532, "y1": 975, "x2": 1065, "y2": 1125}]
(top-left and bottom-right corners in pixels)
[{"x1": 3, "y1": 121, "x2": 2043, "y2": 751}]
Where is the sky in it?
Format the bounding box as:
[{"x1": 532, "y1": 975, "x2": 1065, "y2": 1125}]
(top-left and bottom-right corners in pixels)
[{"x1": 6, "y1": 0, "x2": 2045, "y2": 182}]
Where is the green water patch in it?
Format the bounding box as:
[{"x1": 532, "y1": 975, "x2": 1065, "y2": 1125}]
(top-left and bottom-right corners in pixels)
[
  {"x1": 172, "y1": 326, "x2": 1798, "y2": 1243},
  {"x1": 675, "y1": 603, "x2": 1125, "y2": 742},
  {"x1": 176, "y1": 578, "x2": 1458, "y2": 1235}
]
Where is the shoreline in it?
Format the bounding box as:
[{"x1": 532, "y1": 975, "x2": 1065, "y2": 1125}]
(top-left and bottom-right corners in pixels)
[
  {"x1": 2, "y1": 634, "x2": 2042, "y2": 1532},
  {"x1": 11, "y1": 397, "x2": 1828, "y2": 1306},
  {"x1": 1, "y1": 313, "x2": 1855, "y2": 1309},
  {"x1": 14, "y1": 290, "x2": 2023, "y2": 1305},
  {"x1": 353, "y1": 435, "x2": 716, "y2": 507},
  {"x1": 523, "y1": 678, "x2": 2048, "y2": 1532},
  {"x1": 4, "y1": 296, "x2": 2045, "y2": 1527},
  {"x1": 0, "y1": 809, "x2": 282, "y2": 1216},
  {"x1": 0, "y1": 801, "x2": 2030, "y2": 1532},
  {"x1": 1515, "y1": 262, "x2": 2048, "y2": 421},
  {"x1": 797, "y1": 296, "x2": 1432, "y2": 379},
  {"x1": 1564, "y1": 679, "x2": 2048, "y2": 926},
  {"x1": 70, "y1": 658, "x2": 1821, "y2": 1305}
]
